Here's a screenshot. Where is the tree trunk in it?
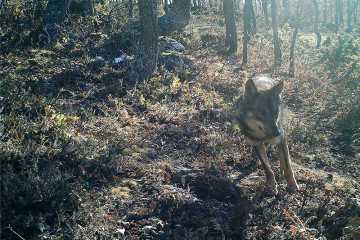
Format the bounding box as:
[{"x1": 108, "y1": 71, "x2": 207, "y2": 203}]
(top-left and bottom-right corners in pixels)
[
  {"x1": 249, "y1": 0, "x2": 257, "y2": 34},
  {"x1": 224, "y1": 0, "x2": 231, "y2": 46},
  {"x1": 289, "y1": 0, "x2": 303, "y2": 77},
  {"x1": 83, "y1": 0, "x2": 94, "y2": 15},
  {"x1": 270, "y1": 0, "x2": 282, "y2": 66},
  {"x1": 164, "y1": 0, "x2": 169, "y2": 13},
  {"x1": 323, "y1": 1, "x2": 327, "y2": 23},
  {"x1": 158, "y1": 0, "x2": 191, "y2": 36},
  {"x1": 41, "y1": 0, "x2": 71, "y2": 48},
  {"x1": 137, "y1": 0, "x2": 158, "y2": 81},
  {"x1": 312, "y1": 0, "x2": 321, "y2": 48},
  {"x1": 128, "y1": 0, "x2": 134, "y2": 18},
  {"x1": 347, "y1": 0, "x2": 352, "y2": 31},
  {"x1": 224, "y1": 0, "x2": 237, "y2": 53},
  {"x1": 262, "y1": 0, "x2": 270, "y2": 26},
  {"x1": 243, "y1": 0, "x2": 251, "y2": 64},
  {"x1": 330, "y1": 1, "x2": 334, "y2": 24},
  {"x1": 0, "y1": 0, "x2": 6, "y2": 15},
  {"x1": 281, "y1": 0, "x2": 290, "y2": 26},
  {"x1": 335, "y1": 0, "x2": 344, "y2": 31},
  {"x1": 354, "y1": 0, "x2": 359, "y2": 24},
  {"x1": 339, "y1": 0, "x2": 344, "y2": 26},
  {"x1": 335, "y1": 0, "x2": 339, "y2": 31}
]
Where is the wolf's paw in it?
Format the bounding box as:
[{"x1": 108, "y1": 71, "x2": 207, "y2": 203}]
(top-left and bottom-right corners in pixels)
[{"x1": 286, "y1": 183, "x2": 299, "y2": 193}]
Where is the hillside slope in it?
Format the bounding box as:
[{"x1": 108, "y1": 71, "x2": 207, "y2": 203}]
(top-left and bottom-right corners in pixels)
[{"x1": 1, "y1": 9, "x2": 359, "y2": 240}]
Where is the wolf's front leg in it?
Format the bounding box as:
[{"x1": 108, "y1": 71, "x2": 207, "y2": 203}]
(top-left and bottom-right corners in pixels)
[
  {"x1": 278, "y1": 137, "x2": 299, "y2": 192},
  {"x1": 254, "y1": 144, "x2": 278, "y2": 195}
]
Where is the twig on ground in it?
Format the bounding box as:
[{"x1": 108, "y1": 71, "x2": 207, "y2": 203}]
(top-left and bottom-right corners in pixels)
[{"x1": 6, "y1": 225, "x2": 26, "y2": 240}]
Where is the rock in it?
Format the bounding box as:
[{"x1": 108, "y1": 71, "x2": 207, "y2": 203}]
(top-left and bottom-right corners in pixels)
[
  {"x1": 53, "y1": 42, "x2": 64, "y2": 52},
  {"x1": 157, "y1": 37, "x2": 198, "y2": 73},
  {"x1": 114, "y1": 54, "x2": 135, "y2": 63},
  {"x1": 96, "y1": 56, "x2": 105, "y2": 61},
  {"x1": 159, "y1": 37, "x2": 185, "y2": 52},
  {"x1": 158, "y1": 51, "x2": 194, "y2": 71}
]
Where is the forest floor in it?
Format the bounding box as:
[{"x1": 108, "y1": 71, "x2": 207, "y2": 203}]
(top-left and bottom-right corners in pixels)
[{"x1": 1, "y1": 10, "x2": 360, "y2": 240}]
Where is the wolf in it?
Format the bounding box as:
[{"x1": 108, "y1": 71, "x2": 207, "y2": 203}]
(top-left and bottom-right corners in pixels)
[{"x1": 233, "y1": 76, "x2": 299, "y2": 194}]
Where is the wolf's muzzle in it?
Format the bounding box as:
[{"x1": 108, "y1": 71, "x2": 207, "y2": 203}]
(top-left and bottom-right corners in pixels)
[{"x1": 271, "y1": 124, "x2": 281, "y2": 137}]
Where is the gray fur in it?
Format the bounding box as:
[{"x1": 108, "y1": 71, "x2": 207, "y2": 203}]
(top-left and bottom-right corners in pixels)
[{"x1": 233, "y1": 76, "x2": 299, "y2": 194}]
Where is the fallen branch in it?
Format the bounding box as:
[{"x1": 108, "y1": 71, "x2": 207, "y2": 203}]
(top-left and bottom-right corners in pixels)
[{"x1": 6, "y1": 225, "x2": 25, "y2": 240}]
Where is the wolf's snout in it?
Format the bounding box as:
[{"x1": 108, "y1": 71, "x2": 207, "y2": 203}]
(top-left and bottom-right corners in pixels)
[
  {"x1": 267, "y1": 122, "x2": 281, "y2": 137},
  {"x1": 273, "y1": 129, "x2": 281, "y2": 137},
  {"x1": 272, "y1": 125, "x2": 281, "y2": 137}
]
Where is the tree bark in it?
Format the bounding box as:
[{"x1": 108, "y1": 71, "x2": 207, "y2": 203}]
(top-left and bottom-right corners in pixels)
[
  {"x1": 224, "y1": 0, "x2": 231, "y2": 46},
  {"x1": 158, "y1": 0, "x2": 191, "y2": 36},
  {"x1": 137, "y1": 0, "x2": 158, "y2": 81},
  {"x1": 243, "y1": 0, "x2": 251, "y2": 64},
  {"x1": 262, "y1": 0, "x2": 270, "y2": 26},
  {"x1": 224, "y1": 0, "x2": 237, "y2": 53},
  {"x1": 270, "y1": 0, "x2": 282, "y2": 66},
  {"x1": 335, "y1": 0, "x2": 339, "y2": 31},
  {"x1": 339, "y1": 0, "x2": 344, "y2": 26},
  {"x1": 281, "y1": 0, "x2": 290, "y2": 26},
  {"x1": 128, "y1": 0, "x2": 134, "y2": 18},
  {"x1": 289, "y1": 0, "x2": 303, "y2": 77},
  {"x1": 0, "y1": 0, "x2": 6, "y2": 15},
  {"x1": 323, "y1": 1, "x2": 327, "y2": 23},
  {"x1": 249, "y1": 0, "x2": 257, "y2": 34},
  {"x1": 40, "y1": 0, "x2": 71, "y2": 48},
  {"x1": 347, "y1": 0, "x2": 352, "y2": 31},
  {"x1": 330, "y1": 1, "x2": 334, "y2": 23},
  {"x1": 354, "y1": 0, "x2": 359, "y2": 24},
  {"x1": 335, "y1": 0, "x2": 344, "y2": 31},
  {"x1": 164, "y1": 0, "x2": 169, "y2": 13},
  {"x1": 83, "y1": 0, "x2": 94, "y2": 15},
  {"x1": 312, "y1": 0, "x2": 321, "y2": 48}
]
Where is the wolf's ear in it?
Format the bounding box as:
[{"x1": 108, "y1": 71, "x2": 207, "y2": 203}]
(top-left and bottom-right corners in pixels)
[
  {"x1": 244, "y1": 79, "x2": 259, "y2": 100},
  {"x1": 270, "y1": 81, "x2": 284, "y2": 95}
]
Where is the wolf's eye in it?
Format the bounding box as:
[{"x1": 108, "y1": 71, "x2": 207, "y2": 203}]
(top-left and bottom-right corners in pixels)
[{"x1": 258, "y1": 109, "x2": 266, "y2": 115}]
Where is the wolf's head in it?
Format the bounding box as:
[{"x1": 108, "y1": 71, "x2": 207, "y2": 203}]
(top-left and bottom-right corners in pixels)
[{"x1": 235, "y1": 77, "x2": 284, "y2": 140}]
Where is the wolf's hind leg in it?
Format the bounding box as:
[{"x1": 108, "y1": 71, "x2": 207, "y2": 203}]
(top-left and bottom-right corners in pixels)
[
  {"x1": 254, "y1": 144, "x2": 278, "y2": 195},
  {"x1": 278, "y1": 137, "x2": 299, "y2": 192}
]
